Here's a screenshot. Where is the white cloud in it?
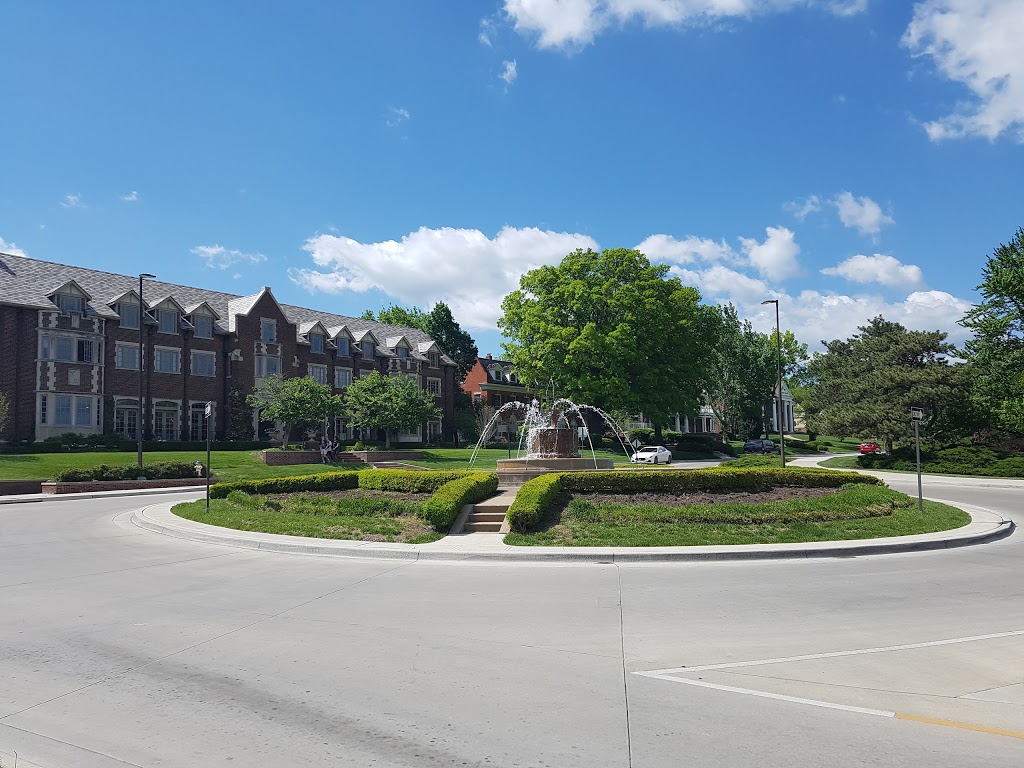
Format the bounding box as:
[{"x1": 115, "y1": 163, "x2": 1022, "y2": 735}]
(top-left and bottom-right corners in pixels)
[
  {"x1": 833, "y1": 191, "x2": 894, "y2": 236},
  {"x1": 0, "y1": 236, "x2": 27, "y2": 257},
  {"x1": 903, "y1": 0, "x2": 1024, "y2": 142},
  {"x1": 59, "y1": 194, "x2": 84, "y2": 209},
  {"x1": 636, "y1": 233, "x2": 735, "y2": 264},
  {"x1": 292, "y1": 226, "x2": 599, "y2": 329},
  {"x1": 192, "y1": 245, "x2": 267, "y2": 269},
  {"x1": 500, "y1": 59, "x2": 519, "y2": 86},
  {"x1": 670, "y1": 264, "x2": 775, "y2": 305},
  {"x1": 783, "y1": 194, "x2": 822, "y2": 220},
  {"x1": 480, "y1": 17, "x2": 495, "y2": 45},
  {"x1": 120, "y1": 191, "x2": 139, "y2": 202},
  {"x1": 386, "y1": 107, "x2": 410, "y2": 128},
  {"x1": 821, "y1": 253, "x2": 924, "y2": 289},
  {"x1": 502, "y1": 0, "x2": 867, "y2": 49},
  {"x1": 739, "y1": 226, "x2": 801, "y2": 279}
]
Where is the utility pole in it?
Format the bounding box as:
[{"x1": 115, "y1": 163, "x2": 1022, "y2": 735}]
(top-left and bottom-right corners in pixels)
[{"x1": 911, "y1": 407, "x2": 924, "y2": 514}]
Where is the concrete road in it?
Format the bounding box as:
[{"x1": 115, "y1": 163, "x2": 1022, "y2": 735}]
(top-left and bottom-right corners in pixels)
[{"x1": 0, "y1": 480, "x2": 1021, "y2": 767}]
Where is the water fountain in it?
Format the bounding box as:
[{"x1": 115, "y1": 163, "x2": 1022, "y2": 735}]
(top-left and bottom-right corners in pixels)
[{"x1": 470, "y1": 398, "x2": 633, "y2": 485}]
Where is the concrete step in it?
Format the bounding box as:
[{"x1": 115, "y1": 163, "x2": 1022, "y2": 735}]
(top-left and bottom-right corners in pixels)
[
  {"x1": 468, "y1": 511, "x2": 507, "y2": 523},
  {"x1": 463, "y1": 521, "x2": 503, "y2": 533}
]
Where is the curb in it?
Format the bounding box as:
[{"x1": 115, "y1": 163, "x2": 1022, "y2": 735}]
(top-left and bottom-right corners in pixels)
[
  {"x1": 0, "y1": 486, "x2": 206, "y2": 505},
  {"x1": 131, "y1": 501, "x2": 1015, "y2": 564}
]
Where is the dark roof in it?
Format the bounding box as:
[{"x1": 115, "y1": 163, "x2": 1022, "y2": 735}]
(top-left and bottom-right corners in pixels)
[{"x1": 0, "y1": 252, "x2": 455, "y2": 366}]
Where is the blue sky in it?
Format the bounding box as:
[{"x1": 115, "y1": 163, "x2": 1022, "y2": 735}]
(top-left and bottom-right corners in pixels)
[{"x1": 2, "y1": 1, "x2": 1022, "y2": 354}]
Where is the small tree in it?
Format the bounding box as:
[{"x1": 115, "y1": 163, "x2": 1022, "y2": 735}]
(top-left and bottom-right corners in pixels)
[
  {"x1": 246, "y1": 376, "x2": 345, "y2": 448},
  {"x1": 225, "y1": 388, "x2": 254, "y2": 441},
  {"x1": 0, "y1": 391, "x2": 10, "y2": 438},
  {"x1": 344, "y1": 371, "x2": 442, "y2": 448}
]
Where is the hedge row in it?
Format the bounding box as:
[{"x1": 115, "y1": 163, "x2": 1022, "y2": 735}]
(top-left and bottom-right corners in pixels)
[
  {"x1": 421, "y1": 473, "x2": 500, "y2": 530},
  {"x1": 506, "y1": 468, "x2": 883, "y2": 533},
  {"x1": 356, "y1": 470, "x2": 474, "y2": 493},
  {"x1": 859, "y1": 444, "x2": 1024, "y2": 478},
  {"x1": 2, "y1": 438, "x2": 272, "y2": 454},
  {"x1": 52, "y1": 461, "x2": 199, "y2": 482},
  {"x1": 210, "y1": 471, "x2": 359, "y2": 498},
  {"x1": 506, "y1": 474, "x2": 563, "y2": 533}
]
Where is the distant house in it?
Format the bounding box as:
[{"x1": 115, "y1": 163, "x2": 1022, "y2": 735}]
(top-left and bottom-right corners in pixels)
[{"x1": 462, "y1": 354, "x2": 536, "y2": 409}]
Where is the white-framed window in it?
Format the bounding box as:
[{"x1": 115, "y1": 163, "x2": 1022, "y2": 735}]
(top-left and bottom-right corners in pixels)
[
  {"x1": 427, "y1": 420, "x2": 442, "y2": 437},
  {"x1": 154, "y1": 347, "x2": 181, "y2": 374},
  {"x1": 309, "y1": 364, "x2": 328, "y2": 384},
  {"x1": 153, "y1": 400, "x2": 180, "y2": 441},
  {"x1": 361, "y1": 341, "x2": 375, "y2": 360},
  {"x1": 334, "y1": 367, "x2": 353, "y2": 388},
  {"x1": 189, "y1": 401, "x2": 212, "y2": 441},
  {"x1": 115, "y1": 343, "x2": 141, "y2": 370},
  {"x1": 114, "y1": 397, "x2": 139, "y2": 440},
  {"x1": 118, "y1": 303, "x2": 140, "y2": 329},
  {"x1": 473, "y1": 393, "x2": 482, "y2": 403},
  {"x1": 428, "y1": 351, "x2": 440, "y2": 367},
  {"x1": 41, "y1": 334, "x2": 93, "y2": 363},
  {"x1": 54, "y1": 395, "x2": 73, "y2": 426},
  {"x1": 158, "y1": 309, "x2": 179, "y2": 334},
  {"x1": 58, "y1": 294, "x2": 83, "y2": 315},
  {"x1": 426, "y1": 378, "x2": 441, "y2": 395},
  {"x1": 191, "y1": 350, "x2": 216, "y2": 377},
  {"x1": 336, "y1": 338, "x2": 349, "y2": 355},
  {"x1": 194, "y1": 315, "x2": 214, "y2": 339},
  {"x1": 310, "y1": 333, "x2": 325, "y2": 353},
  {"x1": 39, "y1": 394, "x2": 47, "y2": 425},
  {"x1": 75, "y1": 396, "x2": 93, "y2": 426},
  {"x1": 255, "y1": 354, "x2": 281, "y2": 378},
  {"x1": 260, "y1": 318, "x2": 276, "y2": 343}
]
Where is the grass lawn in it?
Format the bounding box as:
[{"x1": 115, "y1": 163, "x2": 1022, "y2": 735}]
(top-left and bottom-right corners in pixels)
[
  {"x1": 505, "y1": 485, "x2": 969, "y2": 547},
  {"x1": 0, "y1": 450, "x2": 367, "y2": 483},
  {"x1": 173, "y1": 489, "x2": 443, "y2": 544}
]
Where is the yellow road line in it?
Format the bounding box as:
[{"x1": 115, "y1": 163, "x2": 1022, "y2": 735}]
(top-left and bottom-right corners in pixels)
[{"x1": 895, "y1": 713, "x2": 1024, "y2": 740}]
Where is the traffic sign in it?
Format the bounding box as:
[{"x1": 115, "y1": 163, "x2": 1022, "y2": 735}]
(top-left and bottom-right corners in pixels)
[
  {"x1": 910, "y1": 407, "x2": 923, "y2": 421},
  {"x1": 205, "y1": 401, "x2": 212, "y2": 419}
]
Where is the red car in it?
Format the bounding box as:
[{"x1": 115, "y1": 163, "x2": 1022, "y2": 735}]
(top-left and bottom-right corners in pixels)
[{"x1": 859, "y1": 441, "x2": 883, "y2": 455}]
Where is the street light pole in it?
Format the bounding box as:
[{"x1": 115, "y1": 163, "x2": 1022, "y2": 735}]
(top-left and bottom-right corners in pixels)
[
  {"x1": 761, "y1": 299, "x2": 786, "y2": 469},
  {"x1": 138, "y1": 273, "x2": 156, "y2": 470}
]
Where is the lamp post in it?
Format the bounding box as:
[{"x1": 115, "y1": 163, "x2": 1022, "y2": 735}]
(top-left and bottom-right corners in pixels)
[
  {"x1": 761, "y1": 299, "x2": 786, "y2": 469},
  {"x1": 138, "y1": 273, "x2": 156, "y2": 470}
]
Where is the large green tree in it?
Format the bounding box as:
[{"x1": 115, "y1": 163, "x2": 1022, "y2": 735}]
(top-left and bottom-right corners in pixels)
[
  {"x1": 960, "y1": 228, "x2": 1024, "y2": 434},
  {"x1": 246, "y1": 376, "x2": 345, "y2": 448},
  {"x1": 344, "y1": 371, "x2": 442, "y2": 448},
  {"x1": 698, "y1": 304, "x2": 777, "y2": 439},
  {"x1": 803, "y1": 317, "x2": 965, "y2": 452},
  {"x1": 365, "y1": 302, "x2": 479, "y2": 384},
  {"x1": 498, "y1": 247, "x2": 713, "y2": 439}
]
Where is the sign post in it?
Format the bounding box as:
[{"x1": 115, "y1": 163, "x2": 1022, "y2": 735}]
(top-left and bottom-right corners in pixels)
[
  {"x1": 205, "y1": 401, "x2": 212, "y2": 515},
  {"x1": 910, "y1": 407, "x2": 924, "y2": 514}
]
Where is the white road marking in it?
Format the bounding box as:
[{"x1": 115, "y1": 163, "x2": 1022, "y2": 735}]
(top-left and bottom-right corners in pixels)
[
  {"x1": 637, "y1": 672, "x2": 896, "y2": 718},
  {"x1": 641, "y1": 629, "x2": 1024, "y2": 675}
]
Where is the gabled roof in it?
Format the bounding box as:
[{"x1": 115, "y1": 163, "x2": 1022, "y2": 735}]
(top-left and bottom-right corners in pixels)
[
  {"x1": 327, "y1": 324, "x2": 354, "y2": 341},
  {"x1": 0, "y1": 252, "x2": 458, "y2": 366},
  {"x1": 108, "y1": 289, "x2": 140, "y2": 306},
  {"x1": 183, "y1": 300, "x2": 221, "y2": 319},
  {"x1": 297, "y1": 320, "x2": 330, "y2": 341},
  {"x1": 147, "y1": 295, "x2": 187, "y2": 313},
  {"x1": 47, "y1": 279, "x2": 93, "y2": 302},
  {"x1": 385, "y1": 335, "x2": 410, "y2": 350}
]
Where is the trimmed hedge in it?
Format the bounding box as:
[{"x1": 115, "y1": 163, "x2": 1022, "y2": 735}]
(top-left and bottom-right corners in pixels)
[
  {"x1": 421, "y1": 472, "x2": 500, "y2": 530},
  {"x1": 356, "y1": 469, "x2": 475, "y2": 493},
  {"x1": 859, "y1": 444, "x2": 1024, "y2": 478},
  {"x1": 210, "y1": 471, "x2": 359, "y2": 498},
  {"x1": 507, "y1": 467, "x2": 883, "y2": 533},
  {"x1": 52, "y1": 461, "x2": 198, "y2": 482},
  {"x1": 507, "y1": 473, "x2": 564, "y2": 533}
]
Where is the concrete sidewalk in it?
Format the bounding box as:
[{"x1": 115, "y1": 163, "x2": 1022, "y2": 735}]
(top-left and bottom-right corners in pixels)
[
  {"x1": 0, "y1": 485, "x2": 207, "y2": 505},
  {"x1": 131, "y1": 498, "x2": 1014, "y2": 564}
]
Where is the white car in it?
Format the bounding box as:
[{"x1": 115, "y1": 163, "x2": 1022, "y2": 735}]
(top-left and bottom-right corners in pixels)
[{"x1": 630, "y1": 445, "x2": 673, "y2": 464}]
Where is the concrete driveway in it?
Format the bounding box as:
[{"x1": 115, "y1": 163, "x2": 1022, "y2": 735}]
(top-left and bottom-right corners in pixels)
[{"x1": 0, "y1": 475, "x2": 1021, "y2": 767}]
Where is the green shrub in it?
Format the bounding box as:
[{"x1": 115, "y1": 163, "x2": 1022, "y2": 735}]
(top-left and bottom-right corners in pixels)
[
  {"x1": 627, "y1": 428, "x2": 655, "y2": 445},
  {"x1": 673, "y1": 433, "x2": 736, "y2": 457},
  {"x1": 560, "y1": 467, "x2": 882, "y2": 494},
  {"x1": 858, "y1": 443, "x2": 1024, "y2": 477},
  {"x1": 52, "y1": 461, "x2": 198, "y2": 482},
  {"x1": 420, "y1": 472, "x2": 499, "y2": 530},
  {"x1": 357, "y1": 469, "x2": 473, "y2": 493},
  {"x1": 210, "y1": 470, "x2": 359, "y2": 498},
  {"x1": 723, "y1": 454, "x2": 785, "y2": 469},
  {"x1": 507, "y1": 473, "x2": 563, "y2": 532},
  {"x1": 226, "y1": 490, "x2": 276, "y2": 510}
]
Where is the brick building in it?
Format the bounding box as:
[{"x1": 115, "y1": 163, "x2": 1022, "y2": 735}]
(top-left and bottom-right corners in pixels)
[
  {"x1": 461, "y1": 354, "x2": 536, "y2": 409},
  {"x1": 0, "y1": 253, "x2": 458, "y2": 445}
]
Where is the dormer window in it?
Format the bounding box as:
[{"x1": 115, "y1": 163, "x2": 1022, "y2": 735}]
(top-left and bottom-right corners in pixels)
[
  {"x1": 428, "y1": 351, "x2": 440, "y2": 368},
  {"x1": 194, "y1": 315, "x2": 214, "y2": 339},
  {"x1": 336, "y1": 338, "x2": 350, "y2": 356},
  {"x1": 58, "y1": 294, "x2": 84, "y2": 315},
  {"x1": 397, "y1": 346, "x2": 408, "y2": 359},
  {"x1": 310, "y1": 333, "x2": 325, "y2": 354},
  {"x1": 118, "y1": 303, "x2": 140, "y2": 329},
  {"x1": 362, "y1": 341, "x2": 375, "y2": 360},
  {"x1": 158, "y1": 309, "x2": 179, "y2": 334}
]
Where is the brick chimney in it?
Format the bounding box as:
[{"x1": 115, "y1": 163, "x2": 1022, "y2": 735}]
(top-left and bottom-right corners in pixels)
[{"x1": 485, "y1": 353, "x2": 492, "y2": 359}]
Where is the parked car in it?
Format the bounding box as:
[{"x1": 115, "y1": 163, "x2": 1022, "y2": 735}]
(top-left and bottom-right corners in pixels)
[
  {"x1": 630, "y1": 445, "x2": 673, "y2": 464},
  {"x1": 743, "y1": 439, "x2": 779, "y2": 454},
  {"x1": 859, "y1": 441, "x2": 884, "y2": 455}
]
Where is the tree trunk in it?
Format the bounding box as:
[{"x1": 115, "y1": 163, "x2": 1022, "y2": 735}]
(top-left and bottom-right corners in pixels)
[
  {"x1": 385, "y1": 430, "x2": 391, "y2": 449},
  {"x1": 653, "y1": 423, "x2": 663, "y2": 443},
  {"x1": 281, "y1": 422, "x2": 290, "y2": 449},
  {"x1": 884, "y1": 435, "x2": 893, "y2": 455}
]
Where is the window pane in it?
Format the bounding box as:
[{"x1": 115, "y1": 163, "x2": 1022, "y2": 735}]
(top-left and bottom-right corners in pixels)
[
  {"x1": 77, "y1": 339, "x2": 92, "y2": 363},
  {"x1": 362, "y1": 343, "x2": 374, "y2": 360},
  {"x1": 195, "y1": 316, "x2": 213, "y2": 338},
  {"x1": 310, "y1": 334, "x2": 323, "y2": 353},
  {"x1": 76, "y1": 397, "x2": 92, "y2": 425},
  {"x1": 119, "y1": 304, "x2": 140, "y2": 329},
  {"x1": 59, "y1": 295, "x2": 82, "y2": 314},
  {"x1": 337, "y1": 339, "x2": 349, "y2": 355},
  {"x1": 260, "y1": 320, "x2": 276, "y2": 342},
  {"x1": 334, "y1": 368, "x2": 352, "y2": 387},
  {"x1": 55, "y1": 337, "x2": 73, "y2": 361},
  {"x1": 55, "y1": 395, "x2": 72, "y2": 426},
  {"x1": 159, "y1": 310, "x2": 178, "y2": 333},
  {"x1": 193, "y1": 352, "x2": 215, "y2": 376}
]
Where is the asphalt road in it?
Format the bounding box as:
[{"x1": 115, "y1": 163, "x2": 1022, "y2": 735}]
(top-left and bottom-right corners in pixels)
[{"x1": 0, "y1": 473, "x2": 1021, "y2": 767}]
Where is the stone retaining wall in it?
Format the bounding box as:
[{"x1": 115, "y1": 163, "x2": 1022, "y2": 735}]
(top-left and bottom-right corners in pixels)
[
  {"x1": 41, "y1": 477, "x2": 218, "y2": 494},
  {"x1": 0, "y1": 479, "x2": 44, "y2": 496}
]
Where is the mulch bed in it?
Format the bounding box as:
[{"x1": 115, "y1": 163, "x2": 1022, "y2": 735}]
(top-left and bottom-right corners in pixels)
[{"x1": 571, "y1": 487, "x2": 841, "y2": 506}]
